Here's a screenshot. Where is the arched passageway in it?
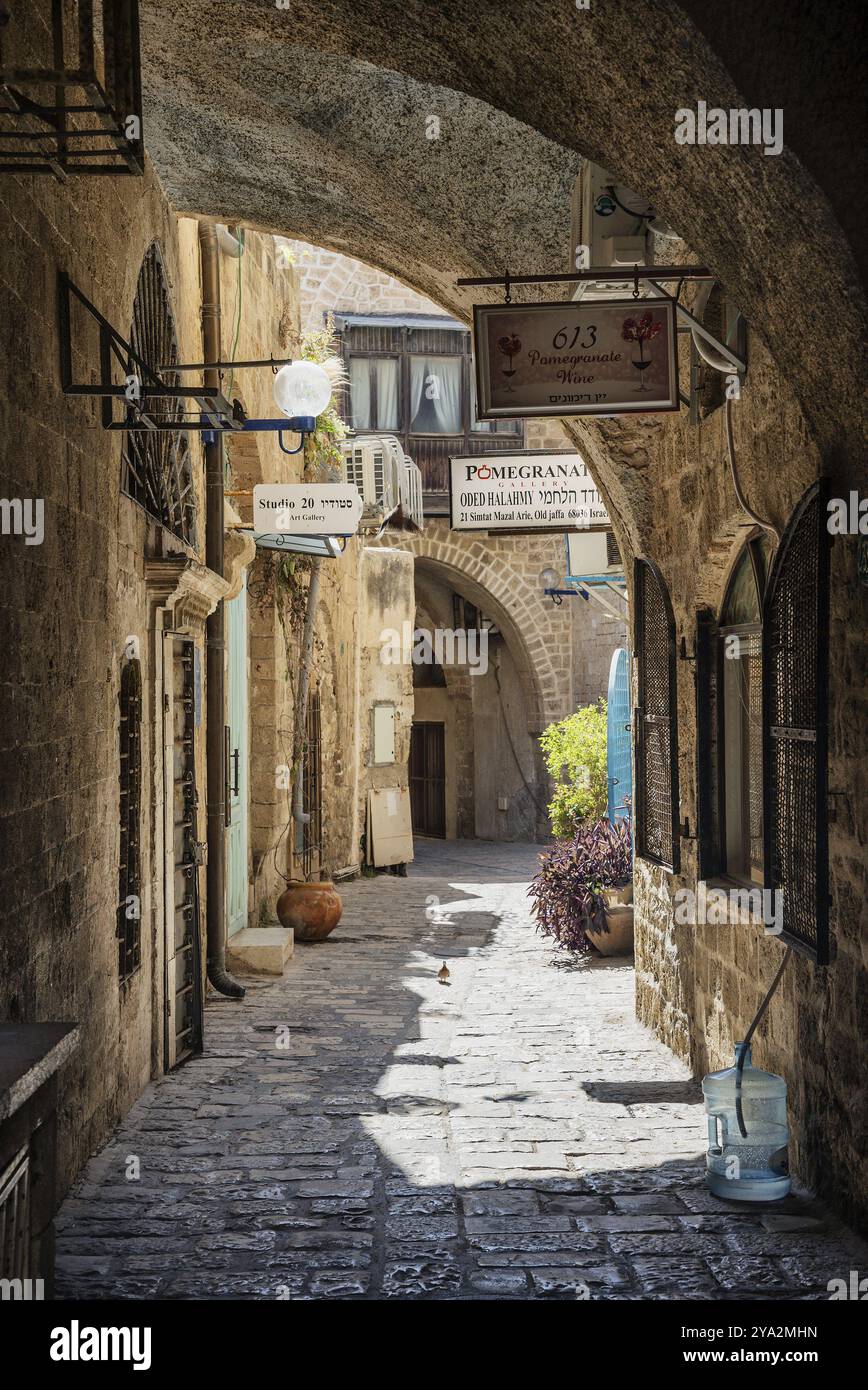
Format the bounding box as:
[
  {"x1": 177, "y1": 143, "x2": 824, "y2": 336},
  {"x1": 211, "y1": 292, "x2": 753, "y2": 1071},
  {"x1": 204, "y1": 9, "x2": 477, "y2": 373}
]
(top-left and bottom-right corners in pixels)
[{"x1": 132, "y1": 4, "x2": 865, "y2": 1218}]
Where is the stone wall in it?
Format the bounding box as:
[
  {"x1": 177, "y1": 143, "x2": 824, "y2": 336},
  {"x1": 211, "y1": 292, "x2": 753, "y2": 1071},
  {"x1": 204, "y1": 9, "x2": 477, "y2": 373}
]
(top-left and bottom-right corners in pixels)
[
  {"x1": 285, "y1": 240, "x2": 444, "y2": 331},
  {"x1": 618, "y1": 325, "x2": 868, "y2": 1228},
  {"x1": 0, "y1": 157, "x2": 207, "y2": 1190}
]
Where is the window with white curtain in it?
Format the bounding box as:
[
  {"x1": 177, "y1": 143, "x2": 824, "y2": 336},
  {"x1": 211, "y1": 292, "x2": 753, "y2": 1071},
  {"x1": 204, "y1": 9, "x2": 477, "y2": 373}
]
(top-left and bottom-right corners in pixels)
[
  {"x1": 348, "y1": 356, "x2": 399, "y2": 431},
  {"x1": 410, "y1": 355, "x2": 462, "y2": 433}
]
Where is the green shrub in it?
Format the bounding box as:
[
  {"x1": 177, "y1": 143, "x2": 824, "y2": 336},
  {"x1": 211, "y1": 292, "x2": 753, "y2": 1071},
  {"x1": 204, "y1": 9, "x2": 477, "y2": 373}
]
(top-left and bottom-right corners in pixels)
[{"x1": 539, "y1": 699, "x2": 608, "y2": 836}]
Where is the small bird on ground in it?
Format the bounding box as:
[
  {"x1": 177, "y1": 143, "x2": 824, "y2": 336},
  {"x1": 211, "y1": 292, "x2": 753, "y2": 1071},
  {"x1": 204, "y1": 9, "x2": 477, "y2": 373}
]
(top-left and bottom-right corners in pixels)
[{"x1": 437, "y1": 962, "x2": 451, "y2": 985}]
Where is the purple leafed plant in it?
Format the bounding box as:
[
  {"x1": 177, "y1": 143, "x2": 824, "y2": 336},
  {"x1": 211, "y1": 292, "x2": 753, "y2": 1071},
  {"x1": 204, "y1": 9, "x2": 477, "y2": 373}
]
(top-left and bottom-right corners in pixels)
[{"x1": 528, "y1": 817, "x2": 632, "y2": 955}]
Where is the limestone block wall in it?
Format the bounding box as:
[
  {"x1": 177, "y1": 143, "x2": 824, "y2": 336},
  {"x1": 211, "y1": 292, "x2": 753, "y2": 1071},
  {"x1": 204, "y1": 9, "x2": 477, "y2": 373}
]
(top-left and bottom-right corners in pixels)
[
  {"x1": 621, "y1": 327, "x2": 868, "y2": 1227},
  {"x1": 286, "y1": 239, "x2": 441, "y2": 331},
  {"x1": 0, "y1": 160, "x2": 206, "y2": 1191}
]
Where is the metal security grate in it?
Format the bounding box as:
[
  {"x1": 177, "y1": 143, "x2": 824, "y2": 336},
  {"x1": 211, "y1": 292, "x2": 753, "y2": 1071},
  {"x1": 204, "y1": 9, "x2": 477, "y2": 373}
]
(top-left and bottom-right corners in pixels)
[
  {"x1": 0, "y1": 1146, "x2": 31, "y2": 1280},
  {"x1": 121, "y1": 244, "x2": 195, "y2": 544},
  {"x1": 0, "y1": 0, "x2": 144, "y2": 177},
  {"x1": 634, "y1": 558, "x2": 680, "y2": 870},
  {"x1": 763, "y1": 482, "x2": 830, "y2": 961},
  {"x1": 117, "y1": 656, "x2": 142, "y2": 981}
]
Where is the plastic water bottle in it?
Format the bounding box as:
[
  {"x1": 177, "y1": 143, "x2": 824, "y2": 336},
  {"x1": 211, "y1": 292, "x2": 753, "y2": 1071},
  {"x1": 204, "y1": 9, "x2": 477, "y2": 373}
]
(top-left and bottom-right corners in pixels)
[{"x1": 702, "y1": 1042, "x2": 790, "y2": 1201}]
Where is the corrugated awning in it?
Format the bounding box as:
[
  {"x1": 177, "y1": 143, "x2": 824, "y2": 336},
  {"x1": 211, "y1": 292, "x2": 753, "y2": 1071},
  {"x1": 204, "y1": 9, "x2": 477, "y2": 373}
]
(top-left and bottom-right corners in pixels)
[{"x1": 334, "y1": 312, "x2": 464, "y2": 332}]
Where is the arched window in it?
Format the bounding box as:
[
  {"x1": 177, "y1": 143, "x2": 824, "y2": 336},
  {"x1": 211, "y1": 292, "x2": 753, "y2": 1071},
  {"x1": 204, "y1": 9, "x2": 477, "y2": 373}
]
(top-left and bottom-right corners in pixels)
[
  {"x1": 718, "y1": 534, "x2": 772, "y2": 883},
  {"x1": 118, "y1": 657, "x2": 142, "y2": 983},
  {"x1": 121, "y1": 243, "x2": 195, "y2": 545},
  {"x1": 762, "y1": 483, "x2": 830, "y2": 961}
]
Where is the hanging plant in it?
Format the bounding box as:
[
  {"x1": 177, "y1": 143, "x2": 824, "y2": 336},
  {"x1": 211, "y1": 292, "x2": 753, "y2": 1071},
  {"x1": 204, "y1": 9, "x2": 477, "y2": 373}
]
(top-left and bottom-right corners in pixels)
[{"x1": 298, "y1": 314, "x2": 348, "y2": 481}]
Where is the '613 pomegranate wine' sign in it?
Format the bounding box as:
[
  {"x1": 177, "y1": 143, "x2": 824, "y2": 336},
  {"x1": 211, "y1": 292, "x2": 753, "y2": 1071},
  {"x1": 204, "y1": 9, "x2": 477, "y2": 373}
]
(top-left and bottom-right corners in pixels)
[{"x1": 472, "y1": 298, "x2": 678, "y2": 418}]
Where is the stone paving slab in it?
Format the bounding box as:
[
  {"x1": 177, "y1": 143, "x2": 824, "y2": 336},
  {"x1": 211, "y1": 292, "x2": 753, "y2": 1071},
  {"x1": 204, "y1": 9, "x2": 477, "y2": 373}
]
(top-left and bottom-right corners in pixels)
[{"x1": 55, "y1": 839, "x2": 867, "y2": 1300}]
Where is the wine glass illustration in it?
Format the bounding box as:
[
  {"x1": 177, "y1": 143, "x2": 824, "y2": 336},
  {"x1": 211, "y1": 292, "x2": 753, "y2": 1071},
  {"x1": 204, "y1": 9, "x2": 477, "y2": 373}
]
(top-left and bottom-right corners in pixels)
[
  {"x1": 497, "y1": 334, "x2": 521, "y2": 392},
  {"x1": 622, "y1": 312, "x2": 663, "y2": 392}
]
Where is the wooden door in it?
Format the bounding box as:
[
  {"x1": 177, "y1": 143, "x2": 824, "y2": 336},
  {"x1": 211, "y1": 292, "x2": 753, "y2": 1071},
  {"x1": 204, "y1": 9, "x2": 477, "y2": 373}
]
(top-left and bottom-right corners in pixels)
[
  {"x1": 162, "y1": 633, "x2": 204, "y2": 1070},
  {"x1": 410, "y1": 722, "x2": 446, "y2": 837},
  {"x1": 226, "y1": 574, "x2": 249, "y2": 937}
]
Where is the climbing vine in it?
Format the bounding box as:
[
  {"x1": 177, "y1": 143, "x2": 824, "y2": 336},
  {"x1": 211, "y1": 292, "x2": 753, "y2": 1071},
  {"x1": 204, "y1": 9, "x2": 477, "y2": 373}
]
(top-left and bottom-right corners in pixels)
[{"x1": 298, "y1": 315, "x2": 348, "y2": 481}]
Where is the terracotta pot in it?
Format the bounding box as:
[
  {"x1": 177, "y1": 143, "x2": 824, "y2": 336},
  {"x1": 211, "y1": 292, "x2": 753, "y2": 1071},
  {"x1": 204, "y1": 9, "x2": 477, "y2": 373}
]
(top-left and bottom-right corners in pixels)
[
  {"x1": 601, "y1": 880, "x2": 633, "y2": 908},
  {"x1": 587, "y1": 904, "x2": 634, "y2": 957},
  {"x1": 276, "y1": 880, "x2": 342, "y2": 942}
]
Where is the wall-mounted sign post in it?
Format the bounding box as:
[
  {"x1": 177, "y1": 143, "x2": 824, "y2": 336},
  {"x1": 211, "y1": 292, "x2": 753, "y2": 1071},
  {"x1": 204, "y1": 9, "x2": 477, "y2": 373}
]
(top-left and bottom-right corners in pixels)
[
  {"x1": 473, "y1": 298, "x2": 678, "y2": 418},
  {"x1": 449, "y1": 452, "x2": 608, "y2": 533},
  {"x1": 253, "y1": 483, "x2": 363, "y2": 537}
]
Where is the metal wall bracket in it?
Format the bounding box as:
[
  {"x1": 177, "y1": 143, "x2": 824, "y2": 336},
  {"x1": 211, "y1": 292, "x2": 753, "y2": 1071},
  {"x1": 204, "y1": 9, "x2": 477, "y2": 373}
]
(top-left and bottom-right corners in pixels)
[
  {"x1": 58, "y1": 272, "x2": 233, "y2": 431},
  {"x1": 0, "y1": 0, "x2": 144, "y2": 177}
]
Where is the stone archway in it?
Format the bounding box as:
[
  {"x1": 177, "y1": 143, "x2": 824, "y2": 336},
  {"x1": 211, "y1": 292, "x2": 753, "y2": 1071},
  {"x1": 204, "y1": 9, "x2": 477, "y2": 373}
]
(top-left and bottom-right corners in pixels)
[
  {"x1": 133, "y1": 3, "x2": 867, "y2": 1219},
  {"x1": 376, "y1": 521, "x2": 573, "y2": 735},
  {"x1": 143, "y1": 1, "x2": 863, "y2": 492}
]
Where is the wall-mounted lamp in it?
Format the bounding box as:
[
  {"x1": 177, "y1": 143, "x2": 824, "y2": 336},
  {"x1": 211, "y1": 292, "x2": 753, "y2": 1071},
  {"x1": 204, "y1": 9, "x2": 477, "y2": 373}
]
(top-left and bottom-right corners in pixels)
[
  {"x1": 58, "y1": 271, "x2": 334, "y2": 450},
  {"x1": 539, "y1": 566, "x2": 587, "y2": 606},
  {"x1": 271, "y1": 361, "x2": 332, "y2": 454}
]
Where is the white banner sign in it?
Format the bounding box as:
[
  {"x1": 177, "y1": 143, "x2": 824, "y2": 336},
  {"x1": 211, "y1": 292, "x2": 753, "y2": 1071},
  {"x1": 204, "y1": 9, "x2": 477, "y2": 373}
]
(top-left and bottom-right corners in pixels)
[
  {"x1": 449, "y1": 452, "x2": 608, "y2": 532},
  {"x1": 253, "y1": 483, "x2": 363, "y2": 537}
]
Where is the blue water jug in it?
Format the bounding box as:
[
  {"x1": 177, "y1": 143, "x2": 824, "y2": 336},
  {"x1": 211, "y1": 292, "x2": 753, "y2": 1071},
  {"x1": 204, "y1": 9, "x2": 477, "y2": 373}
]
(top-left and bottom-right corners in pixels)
[{"x1": 702, "y1": 1042, "x2": 790, "y2": 1201}]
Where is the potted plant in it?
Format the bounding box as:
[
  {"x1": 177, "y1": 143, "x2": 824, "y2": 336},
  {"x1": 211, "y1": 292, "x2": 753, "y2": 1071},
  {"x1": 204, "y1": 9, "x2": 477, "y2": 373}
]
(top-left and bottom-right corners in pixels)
[{"x1": 528, "y1": 817, "x2": 634, "y2": 958}]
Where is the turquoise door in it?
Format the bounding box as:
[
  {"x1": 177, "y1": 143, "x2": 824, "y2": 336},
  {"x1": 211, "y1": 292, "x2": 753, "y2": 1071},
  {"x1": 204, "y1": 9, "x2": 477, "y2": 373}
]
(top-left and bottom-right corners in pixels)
[
  {"x1": 226, "y1": 573, "x2": 249, "y2": 937},
  {"x1": 607, "y1": 647, "x2": 632, "y2": 825}
]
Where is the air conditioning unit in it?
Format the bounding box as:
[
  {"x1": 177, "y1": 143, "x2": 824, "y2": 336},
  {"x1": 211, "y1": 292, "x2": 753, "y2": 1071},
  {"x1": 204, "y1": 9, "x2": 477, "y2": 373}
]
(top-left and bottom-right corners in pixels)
[
  {"x1": 566, "y1": 529, "x2": 622, "y2": 579},
  {"x1": 341, "y1": 435, "x2": 424, "y2": 532},
  {"x1": 402, "y1": 457, "x2": 424, "y2": 532},
  {"x1": 342, "y1": 434, "x2": 402, "y2": 515},
  {"x1": 570, "y1": 161, "x2": 678, "y2": 300}
]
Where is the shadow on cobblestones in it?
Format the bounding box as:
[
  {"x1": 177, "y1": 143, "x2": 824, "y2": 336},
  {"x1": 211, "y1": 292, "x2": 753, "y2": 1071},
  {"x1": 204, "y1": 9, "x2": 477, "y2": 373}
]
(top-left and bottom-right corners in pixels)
[{"x1": 54, "y1": 842, "x2": 868, "y2": 1301}]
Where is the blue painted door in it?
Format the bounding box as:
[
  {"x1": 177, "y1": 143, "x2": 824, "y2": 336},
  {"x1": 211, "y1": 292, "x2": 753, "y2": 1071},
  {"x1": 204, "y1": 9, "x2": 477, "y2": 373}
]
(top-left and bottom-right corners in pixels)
[
  {"x1": 607, "y1": 647, "x2": 632, "y2": 825},
  {"x1": 226, "y1": 573, "x2": 249, "y2": 937}
]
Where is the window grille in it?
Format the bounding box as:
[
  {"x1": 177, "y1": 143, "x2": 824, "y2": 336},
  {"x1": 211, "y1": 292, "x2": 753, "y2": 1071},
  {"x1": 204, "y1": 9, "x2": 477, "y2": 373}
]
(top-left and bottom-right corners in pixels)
[
  {"x1": 118, "y1": 656, "x2": 142, "y2": 982},
  {"x1": 634, "y1": 558, "x2": 680, "y2": 870},
  {"x1": 0, "y1": 0, "x2": 144, "y2": 177},
  {"x1": 121, "y1": 243, "x2": 195, "y2": 543},
  {"x1": 0, "y1": 1146, "x2": 31, "y2": 1280},
  {"x1": 762, "y1": 481, "x2": 830, "y2": 962},
  {"x1": 694, "y1": 607, "x2": 720, "y2": 879}
]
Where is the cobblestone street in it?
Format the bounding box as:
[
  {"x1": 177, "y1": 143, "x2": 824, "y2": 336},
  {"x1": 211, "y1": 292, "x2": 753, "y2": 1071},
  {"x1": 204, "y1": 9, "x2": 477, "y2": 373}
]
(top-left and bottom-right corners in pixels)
[{"x1": 56, "y1": 842, "x2": 867, "y2": 1301}]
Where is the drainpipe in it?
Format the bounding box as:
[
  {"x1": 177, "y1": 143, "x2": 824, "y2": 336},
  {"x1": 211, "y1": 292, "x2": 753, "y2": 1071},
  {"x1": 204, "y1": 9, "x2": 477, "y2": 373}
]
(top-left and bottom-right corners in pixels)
[
  {"x1": 199, "y1": 222, "x2": 245, "y2": 999},
  {"x1": 292, "y1": 557, "x2": 322, "y2": 874}
]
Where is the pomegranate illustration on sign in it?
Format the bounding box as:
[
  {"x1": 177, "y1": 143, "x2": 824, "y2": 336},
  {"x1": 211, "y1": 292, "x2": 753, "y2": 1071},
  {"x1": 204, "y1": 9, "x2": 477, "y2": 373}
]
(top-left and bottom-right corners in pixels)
[
  {"x1": 622, "y1": 312, "x2": 662, "y2": 392},
  {"x1": 497, "y1": 333, "x2": 521, "y2": 392}
]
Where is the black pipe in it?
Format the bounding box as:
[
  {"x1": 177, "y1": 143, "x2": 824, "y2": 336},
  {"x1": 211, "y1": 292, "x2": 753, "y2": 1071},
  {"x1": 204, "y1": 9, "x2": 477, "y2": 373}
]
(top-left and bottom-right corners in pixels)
[{"x1": 200, "y1": 222, "x2": 245, "y2": 1000}]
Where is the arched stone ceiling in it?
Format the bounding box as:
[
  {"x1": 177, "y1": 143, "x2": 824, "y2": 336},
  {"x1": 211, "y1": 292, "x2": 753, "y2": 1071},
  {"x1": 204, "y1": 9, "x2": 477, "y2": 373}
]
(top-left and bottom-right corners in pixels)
[{"x1": 140, "y1": 1, "x2": 866, "y2": 551}]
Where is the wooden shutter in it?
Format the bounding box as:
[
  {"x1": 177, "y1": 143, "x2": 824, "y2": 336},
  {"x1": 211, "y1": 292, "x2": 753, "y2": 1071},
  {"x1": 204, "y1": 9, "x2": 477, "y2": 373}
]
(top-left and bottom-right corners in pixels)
[
  {"x1": 694, "y1": 607, "x2": 720, "y2": 880},
  {"x1": 634, "y1": 558, "x2": 680, "y2": 870},
  {"x1": 762, "y1": 481, "x2": 831, "y2": 962}
]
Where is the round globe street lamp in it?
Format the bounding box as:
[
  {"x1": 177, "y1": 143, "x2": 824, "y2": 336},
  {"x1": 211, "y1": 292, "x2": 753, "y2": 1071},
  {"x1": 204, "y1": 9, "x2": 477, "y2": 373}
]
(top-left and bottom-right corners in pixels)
[{"x1": 272, "y1": 360, "x2": 332, "y2": 454}]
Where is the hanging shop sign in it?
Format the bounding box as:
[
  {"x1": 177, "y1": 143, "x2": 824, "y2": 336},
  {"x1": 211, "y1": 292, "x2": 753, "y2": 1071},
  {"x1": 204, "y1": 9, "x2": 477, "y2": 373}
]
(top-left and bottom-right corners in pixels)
[
  {"x1": 253, "y1": 483, "x2": 363, "y2": 537},
  {"x1": 473, "y1": 298, "x2": 679, "y2": 418},
  {"x1": 449, "y1": 451, "x2": 609, "y2": 532}
]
